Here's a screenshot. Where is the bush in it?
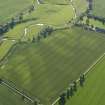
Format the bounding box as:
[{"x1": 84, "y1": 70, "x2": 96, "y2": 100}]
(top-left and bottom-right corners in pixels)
[{"x1": 39, "y1": 26, "x2": 53, "y2": 38}]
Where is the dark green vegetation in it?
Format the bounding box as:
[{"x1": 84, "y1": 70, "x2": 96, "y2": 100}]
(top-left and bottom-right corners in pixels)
[{"x1": 1, "y1": 27, "x2": 105, "y2": 104}]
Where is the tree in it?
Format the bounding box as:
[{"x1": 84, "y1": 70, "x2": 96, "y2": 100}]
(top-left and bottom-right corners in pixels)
[
  {"x1": 91, "y1": 25, "x2": 94, "y2": 29},
  {"x1": 80, "y1": 16, "x2": 83, "y2": 22},
  {"x1": 10, "y1": 17, "x2": 15, "y2": 28},
  {"x1": 0, "y1": 25, "x2": 3, "y2": 34},
  {"x1": 19, "y1": 13, "x2": 23, "y2": 23},
  {"x1": 37, "y1": 35, "x2": 41, "y2": 42},
  {"x1": 102, "y1": 19, "x2": 105, "y2": 25},
  {"x1": 22, "y1": 95, "x2": 25, "y2": 101},
  {"x1": 32, "y1": 36, "x2": 35, "y2": 43},
  {"x1": 79, "y1": 74, "x2": 85, "y2": 86},
  {"x1": 66, "y1": 88, "x2": 70, "y2": 99},
  {"x1": 73, "y1": 81, "x2": 77, "y2": 91},
  {"x1": 69, "y1": 85, "x2": 73, "y2": 97},
  {"x1": 39, "y1": 26, "x2": 53, "y2": 38},
  {"x1": 86, "y1": 17, "x2": 90, "y2": 25},
  {"x1": 82, "y1": 74, "x2": 85, "y2": 82},
  {"x1": 34, "y1": 101, "x2": 37, "y2": 105},
  {"x1": 0, "y1": 78, "x2": 2, "y2": 84},
  {"x1": 59, "y1": 93, "x2": 66, "y2": 105},
  {"x1": 28, "y1": 5, "x2": 35, "y2": 13}
]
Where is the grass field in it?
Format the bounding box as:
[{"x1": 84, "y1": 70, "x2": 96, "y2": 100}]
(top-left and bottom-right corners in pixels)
[
  {"x1": 93, "y1": 0, "x2": 105, "y2": 18},
  {"x1": 82, "y1": 17, "x2": 105, "y2": 29},
  {"x1": 0, "y1": 3, "x2": 74, "y2": 61},
  {"x1": 1, "y1": 0, "x2": 103, "y2": 105},
  {"x1": 0, "y1": 0, "x2": 32, "y2": 23},
  {"x1": 44, "y1": 0, "x2": 69, "y2": 4},
  {"x1": 65, "y1": 54, "x2": 105, "y2": 105},
  {"x1": 0, "y1": 84, "x2": 28, "y2": 105},
  {"x1": 73, "y1": 0, "x2": 88, "y2": 16},
  {"x1": 1, "y1": 27, "x2": 105, "y2": 104}
]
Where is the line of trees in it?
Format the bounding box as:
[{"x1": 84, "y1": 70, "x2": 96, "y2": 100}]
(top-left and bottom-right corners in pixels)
[
  {"x1": 32, "y1": 26, "x2": 54, "y2": 43},
  {"x1": 0, "y1": 5, "x2": 35, "y2": 36},
  {"x1": 58, "y1": 74, "x2": 85, "y2": 105}
]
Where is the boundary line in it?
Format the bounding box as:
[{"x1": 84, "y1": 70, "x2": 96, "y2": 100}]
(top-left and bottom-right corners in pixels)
[{"x1": 1, "y1": 79, "x2": 35, "y2": 103}]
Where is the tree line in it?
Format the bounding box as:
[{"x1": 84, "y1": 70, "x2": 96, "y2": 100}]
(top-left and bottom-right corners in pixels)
[
  {"x1": 0, "y1": 5, "x2": 35, "y2": 35},
  {"x1": 58, "y1": 74, "x2": 85, "y2": 105},
  {"x1": 32, "y1": 26, "x2": 54, "y2": 43}
]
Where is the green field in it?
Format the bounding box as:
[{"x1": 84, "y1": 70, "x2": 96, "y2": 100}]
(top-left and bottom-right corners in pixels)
[
  {"x1": 0, "y1": 85, "x2": 28, "y2": 105},
  {"x1": 0, "y1": 3, "x2": 75, "y2": 61},
  {"x1": 0, "y1": 0, "x2": 32, "y2": 23},
  {"x1": 82, "y1": 16, "x2": 105, "y2": 29},
  {"x1": 65, "y1": 54, "x2": 105, "y2": 105},
  {"x1": 44, "y1": 0, "x2": 69, "y2": 4},
  {"x1": 1, "y1": 0, "x2": 105, "y2": 105},
  {"x1": 93, "y1": 0, "x2": 105, "y2": 18},
  {"x1": 1, "y1": 27, "x2": 105, "y2": 104}
]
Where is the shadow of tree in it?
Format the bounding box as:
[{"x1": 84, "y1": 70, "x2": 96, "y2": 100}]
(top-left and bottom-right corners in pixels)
[{"x1": 20, "y1": 18, "x2": 38, "y2": 24}]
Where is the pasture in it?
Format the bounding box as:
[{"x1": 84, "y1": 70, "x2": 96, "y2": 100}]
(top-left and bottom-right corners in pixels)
[
  {"x1": 0, "y1": 3, "x2": 74, "y2": 61},
  {"x1": 1, "y1": 27, "x2": 105, "y2": 104},
  {"x1": 1, "y1": 0, "x2": 104, "y2": 105},
  {"x1": 93, "y1": 0, "x2": 105, "y2": 18},
  {"x1": 65, "y1": 54, "x2": 105, "y2": 105},
  {"x1": 0, "y1": 0, "x2": 32, "y2": 23}
]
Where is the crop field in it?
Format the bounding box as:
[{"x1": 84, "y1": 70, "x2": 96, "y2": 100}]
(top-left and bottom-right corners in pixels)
[{"x1": 0, "y1": 0, "x2": 105, "y2": 105}]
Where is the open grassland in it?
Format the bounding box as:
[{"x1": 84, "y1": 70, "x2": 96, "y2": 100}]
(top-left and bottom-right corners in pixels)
[
  {"x1": 65, "y1": 55, "x2": 105, "y2": 105},
  {"x1": 0, "y1": 85, "x2": 28, "y2": 105},
  {"x1": 82, "y1": 17, "x2": 105, "y2": 29},
  {"x1": 93, "y1": 0, "x2": 105, "y2": 18},
  {"x1": 44, "y1": 0, "x2": 69, "y2": 4},
  {"x1": 1, "y1": 27, "x2": 105, "y2": 104},
  {"x1": 73, "y1": 0, "x2": 88, "y2": 15},
  {"x1": 0, "y1": 0, "x2": 32, "y2": 23}
]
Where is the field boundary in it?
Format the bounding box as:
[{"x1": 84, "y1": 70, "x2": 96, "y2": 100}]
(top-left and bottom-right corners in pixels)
[
  {"x1": 0, "y1": 42, "x2": 17, "y2": 66},
  {"x1": 51, "y1": 52, "x2": 105, "y2": 105},
  {"x1": 0, "y1": 78, "x2": 36, "y2": 104}
]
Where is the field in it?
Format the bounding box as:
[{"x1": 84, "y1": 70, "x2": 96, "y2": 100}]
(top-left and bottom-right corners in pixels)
[
  {"x1": 0, "y1": 85, "x2": 28, "y2": 105},
  {"x1": 0, "y1": 3, "x2": 74, "y2": 61},
  {"x1": 1, "y1": 27, "x2": 105, "y2": 105},
  {"x1": 44, "y1": 0, "x2": 69, "y2": 4},
  {"x1": 65, "y1": 54, "x2": 105, "y2": 105},
  {"x1": 1, "y1": 0, "x2": 105, "y2": 105},
  {"x1": 0, "y1": 0, "x2": 32, "y2": 23},
  {"x1": 93, "y1": 0, "x2": 105, "y2": 18},
  {"x1": 82, "y1": 16, "x2": 105, "y2": 29}
]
